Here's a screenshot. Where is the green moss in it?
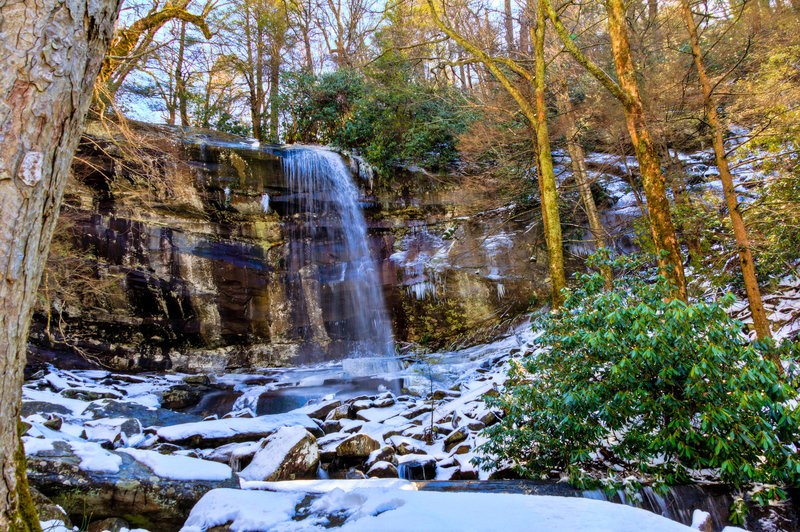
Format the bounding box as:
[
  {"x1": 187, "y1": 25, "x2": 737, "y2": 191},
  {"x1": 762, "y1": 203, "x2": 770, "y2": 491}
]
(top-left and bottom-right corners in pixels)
[
  {"x1": 9, "y1": 422, "x2": 42, "y2": 532},
  {"x1": 123, "y1": 514, "x2": 156, "y2": 529}
]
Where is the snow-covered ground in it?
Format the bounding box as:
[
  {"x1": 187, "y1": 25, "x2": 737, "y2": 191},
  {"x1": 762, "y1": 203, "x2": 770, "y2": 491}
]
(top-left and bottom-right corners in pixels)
[{"x1": 24, "y1": 315, "x2": 788, "y2": 531}]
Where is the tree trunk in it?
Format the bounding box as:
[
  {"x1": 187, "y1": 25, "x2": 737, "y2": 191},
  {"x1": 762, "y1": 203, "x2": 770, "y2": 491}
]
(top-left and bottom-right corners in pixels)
[
  {"x1": 0, "y1": 0, "x2": 120, "y2": 529},
  {"x1": 680, "y1": 0, "x2": 776, "y2": 351},
  {"x1": 534, "y1": 1, "x2": 566, "y2": 308},
  {"x1": 606, "y1": 0, "x2": 688, "y2": 300},
  {"x1": 504, "y1": 0, "x2": 515, "y2": 53},
  {"x1": 555, "y1": 79, "x2": 612, "y2": 288},
  {"x1": 269, "y1": 47, "x2": 281, "y2": 142},
  {"x1": 175, "y1": 21, "x2": 189, "y2": 127}
]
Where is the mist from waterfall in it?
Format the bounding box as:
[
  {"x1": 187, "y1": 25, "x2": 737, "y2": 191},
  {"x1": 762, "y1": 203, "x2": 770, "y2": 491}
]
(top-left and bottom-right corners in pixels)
[{"x1": 281, "y1": 146, "x2": 395, "y2": 362}]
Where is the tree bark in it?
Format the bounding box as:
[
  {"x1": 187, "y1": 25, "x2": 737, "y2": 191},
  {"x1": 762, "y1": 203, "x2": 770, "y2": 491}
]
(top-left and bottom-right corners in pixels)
[
  {"x1": 534, "y1": 1, "x2": 566, "y2": 307},
  {"x1": 268, "y1": 45, "x2": 282, "y2": 142},
  {"x1": 605, "y1": 0, "x2": 688, "y2": 301},
  {"x1": 542, "y1": 0, "x2": 688, "y2": 300},
  {"x1": 555, "y1": 79, "x2": 612, "y2": 288},
  {"x1": 680, "y1": 0, "x2": 776, "y2": 351},
  {"x1": 0, "y1": 0, "x2": 121, "y2": 529},
  {"x1": 175, "y1": 21, "x2": 190, "y2": 127},
  {"x1": 425, "y1": 0, "x2": 566, "y2": 308}
]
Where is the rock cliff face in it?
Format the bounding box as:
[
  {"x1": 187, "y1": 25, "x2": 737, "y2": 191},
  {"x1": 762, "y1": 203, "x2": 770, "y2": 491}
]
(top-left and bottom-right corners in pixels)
[{"x1": 29, "y1": 122, "x2": 550, "y2": 371}]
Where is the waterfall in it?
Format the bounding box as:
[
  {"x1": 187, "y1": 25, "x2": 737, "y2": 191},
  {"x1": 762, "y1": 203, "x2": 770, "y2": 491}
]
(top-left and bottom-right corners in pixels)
[{"x1": 281, "y1": 147, "x2": 396, "y2": 371}]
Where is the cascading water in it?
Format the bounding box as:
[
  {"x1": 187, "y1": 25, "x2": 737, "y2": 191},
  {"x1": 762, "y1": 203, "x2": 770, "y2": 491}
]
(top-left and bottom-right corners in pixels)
[{"x1": 280, "y1": 146, "x2": 398, "y2": 374}]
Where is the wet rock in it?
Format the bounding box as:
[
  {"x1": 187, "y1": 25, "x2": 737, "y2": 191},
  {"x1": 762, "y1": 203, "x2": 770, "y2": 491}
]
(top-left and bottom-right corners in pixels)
[
  {"x1": 238, "y1": 426, "x2": 319, "y2": 481},
  {"x1": 150, "y1": 443, "x2": 184, "y2": 454},
  {"x1": 365, "y1": 446, "x2": 396, "y2": 469},
  {"x1": 345, "y1": 468, "x2": 367, "y2": 479},
  {"x1": 393, "y1": 440, "x2": 427, "y2": 456},
  {"x1": 31, "y1": 486, "x2": 71, "y2": 526},
  {"x1": 162, "y1": 385, "x2": 203, "y2": 410},
  {"x1": 350, "y1": 399, "x2": 373, "y2": 411},
  {"x1": 88, "y1": 517, "x2": 130, "y2": 532},
  {"x1": 86, "y1": 400, "x2": 202, "y2": 428},
  {"x1": 62, "y1": 389, "x2": 120, "y2": 401},
  {"x1": 43, "y1": 416, "x2": 63, "y2": 431},
  {"x1": 301, "y1": 399, "x2": 342, "y2": 420},
  {"x1": 397, "y1": 456, "x2": 436, "y2": 480},
  {"x1": 156, "y1": 412, "x2": 321, "y2": 447},
  {"x1": 452, "y1": 467, "x2": 479, "y2": 480},
  {"x1": 322, "y1": 420, "x2": 343, "y2": 434},
  {"x1": 21, "y1": 401, "x2": 71, "y2": 418},
  {"x1": 27, "y1": 441, "x2": 237, "y2": 532},
  {"x1": 318, "y1": 433, "x2": 350, "y2": 461},
  {"x1": 203, "y1": 441, "x2": 261, "y2": 472},
  {"x1": 183, "y1": 375, "x2": 211, "y2": 386},
  {"x1": 444, "y1": 427, "x2": 468, "y2": 452},
  {"x1": 325, "y1": 404, "x2": 352, "y2": 421},
  {"x1": 431, "y1": 389, "x2": 459, "y2": 400},
  {"x1": 367, "y1": 461, "x2": 398, "y2": 478},
  {"x1": 448, "y1": 443, "x2": 471, "y2": 455},
  {"x1": 403, "y1": 404, "x2": 432, "y2": 419},
  {"x1": 335, "y1": 433, "x2": 380, "y2": 458},
  {"x1": 465, "y1": 420, "x2": 485, "y2": 432}
]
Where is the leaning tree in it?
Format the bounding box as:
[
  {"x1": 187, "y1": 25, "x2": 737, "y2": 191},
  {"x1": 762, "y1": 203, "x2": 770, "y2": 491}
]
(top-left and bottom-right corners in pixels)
[{"x1": 0, "y1": 0, "x2": 121, "y2": 529}]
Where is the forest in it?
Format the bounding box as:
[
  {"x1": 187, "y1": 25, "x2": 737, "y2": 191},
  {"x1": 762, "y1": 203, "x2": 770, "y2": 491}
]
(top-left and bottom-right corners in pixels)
[{"x1": 1, "y1": 0, "x2": 800, "y2": 531}]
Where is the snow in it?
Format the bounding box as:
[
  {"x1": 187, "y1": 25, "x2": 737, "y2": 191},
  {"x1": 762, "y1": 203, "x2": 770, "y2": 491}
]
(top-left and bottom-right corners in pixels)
[
  {"x1": 68, "y1": 440, "x2": 122, "y2": 473},
  {"x1": 238, "y1": 426, "x2": 312, "y2": 481},
  {"x1": 40, "y1": 520, "x2": 75, "y2": 532},
  {"x1": 156, "y1": 412, "x2": 319, "y2": 442},
  {"x1": 241, "y1": 479, "x2": 415, "y2": 493},
  {"x1": 22, "y1": 388, "x2": 91, "y2": 416},
  {"x1": 691, "y1": 509, "x2": 710, "y2": 529},
  {"x1": 180, "y1": 489, "x2": 305, "y2": 532},
  {"x1": 119, "y1": 448, "x2": 233, "y2": 481},
  {"x1": 22, "y1": 436, "x2": 55, "y2": 455},
  {"x1": 182, "y1": 487, "x2": 694, "y2": 531}
]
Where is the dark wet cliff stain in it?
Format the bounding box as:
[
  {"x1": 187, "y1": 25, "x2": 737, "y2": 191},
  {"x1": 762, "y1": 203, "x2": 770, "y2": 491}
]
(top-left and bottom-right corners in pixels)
[{"x1": 28, "y1": 122, "x2": 552, "y2": 371}]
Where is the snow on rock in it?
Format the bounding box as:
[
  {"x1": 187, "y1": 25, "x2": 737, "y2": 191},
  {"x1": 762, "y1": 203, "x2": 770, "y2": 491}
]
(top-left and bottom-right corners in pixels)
[
  {"x1": 238, "y1": 426, "x2": 320, "y2": 481},
  {"x1": 68, "y1": 440, "x2": 122, "y2": 473},
  {"x1": 119, "y1": 448, "x2": 234, "y2": 481},
  {"x1": 180, "y1": 488, "x2": 305, "y2": 532},
  {"x1": 181, "y1": 487, "x2": 694, "y2": 531},
  {"x1": 239, "y1": 478, "x2": 415, "y2": 493},
  {"x1": 156, "y1": 412, "x2": 320, "y2": 446},
  {"x1": 691, "y1": 509, "x2": 712, "y2": 531}
]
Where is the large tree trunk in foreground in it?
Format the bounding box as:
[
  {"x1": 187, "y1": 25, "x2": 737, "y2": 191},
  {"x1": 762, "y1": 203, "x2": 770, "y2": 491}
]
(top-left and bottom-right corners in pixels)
[
  {"x1": 606, "y1": 0, "x2": 688, "y2": 301},
  {"x1": 0, "y1": 0, "x2": 120, "y2": 529},
  {"x1": 680, "y1": 0, "x2": 776, "y2": 355}
]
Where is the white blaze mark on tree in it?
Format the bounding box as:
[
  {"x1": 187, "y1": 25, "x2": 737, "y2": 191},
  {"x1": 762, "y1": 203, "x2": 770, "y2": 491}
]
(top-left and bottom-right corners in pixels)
[{"x1": 18, "y1": 151, "x2": 44, "y2": 186}]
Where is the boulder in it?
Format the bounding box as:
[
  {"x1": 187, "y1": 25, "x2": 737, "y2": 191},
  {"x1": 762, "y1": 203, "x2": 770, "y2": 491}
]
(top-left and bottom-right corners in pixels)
[
  {"x1": 300, "y1": 399, "x2": 342, "y2": 420},
  {"x1": 86, "y1": 400, "x2": 203, "y2": 428},
  {"x1": 396, "y1": 455, "x2": 436, "y2": 480},
  {"x1": 365, "y1": 446, "x2": 396, "y2": 469},
  {"x1": 335, "y1": 433, "x2": 380, "y2": 458},
  {"x1": 443, "y1": 427, "x2": 468, "y2": 452},
  {"x1": 238, "y1": 426, "x2": 319, "y2": 481},
  {"x1": 87, "y1": 517, "x2": 130, "y2": 532},
  {"x1": 367, "y1": 461, "x2": 398, "y2": 478},
  {"x1": 345, "y1": 468, "x2": 367, "y2": 479},
  {"x1": 156, "y1": 412, "x2": 321, "y2": 447},
  {"x1": 162, "y1": 385, "x2": 203, "y2": 410},
  {"x1": 322, "y1": 420, "x2": 343, "y2": 434},
  {"x1": 27, "y1": 441, "x2": 237, "y2": 532},
  {"x1": 325, "y1": 404, "x2": 352, "y2": 421}
]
